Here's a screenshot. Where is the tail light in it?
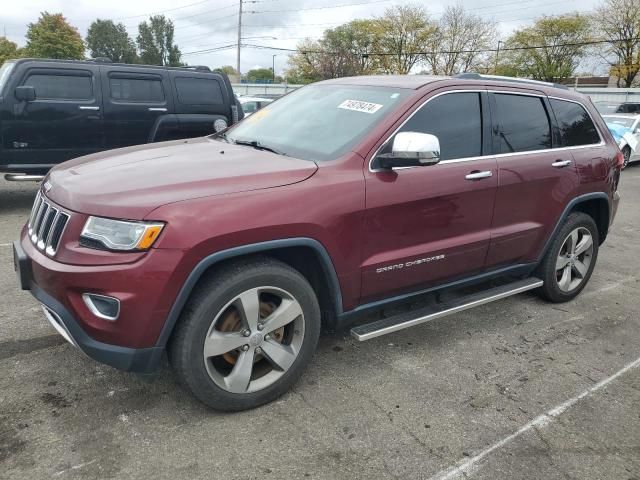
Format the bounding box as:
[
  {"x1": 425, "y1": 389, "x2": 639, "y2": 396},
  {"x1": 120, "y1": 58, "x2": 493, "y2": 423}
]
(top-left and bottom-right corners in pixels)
[{"x1": 615, "y1": 150, "x2": 625, "y2": 169}]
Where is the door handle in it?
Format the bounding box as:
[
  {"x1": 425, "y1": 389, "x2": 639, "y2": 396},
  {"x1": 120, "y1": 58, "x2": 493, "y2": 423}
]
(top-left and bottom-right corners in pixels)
[
  {"x1": 79, "y1": 105, "x2": 99, "y2": 111},
  {"x1": 148, "y1": 107, "x2": 167, "y2": 112},
  {"x1": 465, "y1": 170, "x2": 493, "y2": 180},
  {"x1": 552, "y1": 159, "x2": 572, "y2": 168}
]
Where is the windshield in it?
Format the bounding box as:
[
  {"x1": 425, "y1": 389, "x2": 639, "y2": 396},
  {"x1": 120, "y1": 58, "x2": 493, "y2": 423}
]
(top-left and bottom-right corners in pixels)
[
  {"x1": 0, "y1": 62, "x2": 15, "y2": 96},
  {"x1": 223, "y1": 84, "x2": 410, "y2": 161},
  {"x1": 603, "y1": 116, "x2": 635, "y2": 129}
]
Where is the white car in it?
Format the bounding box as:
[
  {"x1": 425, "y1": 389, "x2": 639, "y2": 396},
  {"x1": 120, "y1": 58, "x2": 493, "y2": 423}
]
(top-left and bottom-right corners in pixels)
[
  {"x1": 238, "y1": 96, "x2": 274, "y2": 116},
  {"x1": 603, "y1": 113, "x2": 640, "y2": 168}
]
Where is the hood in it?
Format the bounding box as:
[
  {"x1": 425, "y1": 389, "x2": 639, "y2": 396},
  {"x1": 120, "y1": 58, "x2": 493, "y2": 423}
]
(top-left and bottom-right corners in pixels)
[{"x1": 46, "y1": 137, "x2": 318, "y2": 219}]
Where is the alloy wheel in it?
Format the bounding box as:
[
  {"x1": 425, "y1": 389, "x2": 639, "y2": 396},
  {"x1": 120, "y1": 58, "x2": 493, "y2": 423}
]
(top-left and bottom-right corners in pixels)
[
  {"x1": 555, "y1": 227, "x2": 594, "y2": 293},
  {"x1": 203, "y1": 287, "x2": 305, "y2": 394}
]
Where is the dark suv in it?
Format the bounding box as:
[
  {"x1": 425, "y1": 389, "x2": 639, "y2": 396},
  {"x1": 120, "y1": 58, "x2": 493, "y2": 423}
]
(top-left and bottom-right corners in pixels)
[
  {"x1": 0, "y1": 58, "x2": 242, "y2": 179},
  {"x1": 14, "y1": 74, "x2": 621, "y2": 411}
]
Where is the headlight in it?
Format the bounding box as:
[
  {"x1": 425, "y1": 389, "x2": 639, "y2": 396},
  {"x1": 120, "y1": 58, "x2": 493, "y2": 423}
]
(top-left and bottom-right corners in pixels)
[{"x1": 80, "y1": 216, "x2": 164, "y2": 251}]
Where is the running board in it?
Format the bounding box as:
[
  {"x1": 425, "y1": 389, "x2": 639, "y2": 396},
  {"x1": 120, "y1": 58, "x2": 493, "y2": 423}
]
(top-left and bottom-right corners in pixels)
[
  {"x1": 4, "y1": 174, "x2": 45, "y2": 182},
  {"x1": 351, "y1": 277, "x2": 543, "y2": 341}
]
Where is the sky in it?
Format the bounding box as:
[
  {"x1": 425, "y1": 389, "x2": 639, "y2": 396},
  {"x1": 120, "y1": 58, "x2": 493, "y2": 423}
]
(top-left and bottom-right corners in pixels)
[{"x1": 2, "y1": 0, "x2": 604, "y2": 75}]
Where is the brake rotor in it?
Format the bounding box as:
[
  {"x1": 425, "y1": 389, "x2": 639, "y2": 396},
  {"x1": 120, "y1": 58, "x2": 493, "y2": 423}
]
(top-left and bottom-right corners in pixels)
[{"x1": 217, "y1": 300, "x2": 285, "y2": 365}]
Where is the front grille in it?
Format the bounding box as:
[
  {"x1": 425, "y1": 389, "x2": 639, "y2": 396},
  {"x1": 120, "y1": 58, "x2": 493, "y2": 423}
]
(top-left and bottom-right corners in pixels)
[{"x1": 27, "y1": 191, "x2": 70, "y2": 256}]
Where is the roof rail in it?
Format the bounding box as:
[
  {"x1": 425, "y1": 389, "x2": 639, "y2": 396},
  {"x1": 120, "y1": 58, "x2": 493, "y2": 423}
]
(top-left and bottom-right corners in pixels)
[
  {"x1": 184, "y1": 65, "x2": 212, "y2": 72},
  {"x1": 454, "y1": 73, "x2": 569, "y2": 90}
]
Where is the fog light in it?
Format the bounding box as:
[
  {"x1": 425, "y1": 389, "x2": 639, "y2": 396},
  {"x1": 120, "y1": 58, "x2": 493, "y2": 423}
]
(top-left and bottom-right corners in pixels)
[{"x1": 82, "y1": 293, "x2": 120, "y2": 321}]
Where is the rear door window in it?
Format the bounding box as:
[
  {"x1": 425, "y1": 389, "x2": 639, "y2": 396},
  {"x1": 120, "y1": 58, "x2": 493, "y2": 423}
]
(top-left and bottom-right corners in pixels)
[
  {"x1": 396, "y1": 92, "x2": 483, "y2": 160},
  {"x1": 175, "y1": 77, "x2": 223, "y2": 105},
  {"x1": 24, "y1": 72, "x2": 93, "y2": 100},
  {"x1": 109, "y1": 75, "x2": 164, "y2": 103},
  {"x1": 550, "y1": 99, "x2": 600, "y2": 146},
  {"x1": 494, "y1": 93, "x2": 551, "y2": 153}
]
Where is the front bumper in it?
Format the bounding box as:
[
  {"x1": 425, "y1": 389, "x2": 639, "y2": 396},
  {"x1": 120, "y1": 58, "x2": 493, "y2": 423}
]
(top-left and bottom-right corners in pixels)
[{"x1": 14, "y1": 240, "x2": 167, "y2": 373}]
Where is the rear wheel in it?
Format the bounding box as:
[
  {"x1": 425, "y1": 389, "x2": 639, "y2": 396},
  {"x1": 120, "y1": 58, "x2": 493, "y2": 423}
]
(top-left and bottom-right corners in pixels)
[
  {"x1": 169, "y1": 258, "x2": 321, "y2": 411},
  {"x1": 536, "y1": 212, "x2": 599, "y2": 303}
]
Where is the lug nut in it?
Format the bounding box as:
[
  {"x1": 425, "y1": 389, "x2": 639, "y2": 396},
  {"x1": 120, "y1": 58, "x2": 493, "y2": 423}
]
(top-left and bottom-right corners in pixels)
[
  {"x1": 255, "y1": 347, "x2": 262, "y2": 354},
  {"x1": 264, "y1": 334, "x2": 271, "y2": 341},
  {"x1": 257, "y1": 323, "x2": 264, "y2": 331},
  {"x1": 241, "y1": 345, "x2": 249, "y2": 351},
  {"x1": 242, "y1": 329, "x2": 251, "y2": 337}
]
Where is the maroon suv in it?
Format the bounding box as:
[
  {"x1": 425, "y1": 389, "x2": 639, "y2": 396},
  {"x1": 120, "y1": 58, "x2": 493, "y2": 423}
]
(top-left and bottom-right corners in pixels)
[{"x1": 14, "y1": 74, "x2": 622, "y2": 411}]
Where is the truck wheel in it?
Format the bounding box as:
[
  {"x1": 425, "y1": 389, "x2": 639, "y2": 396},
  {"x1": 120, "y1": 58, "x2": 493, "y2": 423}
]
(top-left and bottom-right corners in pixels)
[
  {"x1": 168, "y1": 258, "x2": 321, "y2": 411},
  {"x1": 622, "y1": 146, "x2": 631, "y2": 169},
  {"x1": 536, "y1": 212, "x2": 599, "y2": 303}
]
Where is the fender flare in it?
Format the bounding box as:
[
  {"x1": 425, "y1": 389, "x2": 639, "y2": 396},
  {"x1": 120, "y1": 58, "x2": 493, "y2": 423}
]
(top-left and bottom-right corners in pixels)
[
  {"x1": 155, "y1": 237, "x2": 343, "y2": 347},
  {"x1": 536, "y1": 192, "x2": 610, "y2": 262}
]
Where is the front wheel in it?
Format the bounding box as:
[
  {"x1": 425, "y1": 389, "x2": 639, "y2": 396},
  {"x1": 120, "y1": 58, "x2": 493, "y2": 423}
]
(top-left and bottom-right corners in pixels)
[
  {"x1": 536, "y1": 212, "x2": 599, "y2": 303},
  {"x1": 622, "y1": 146, "x2": 631, "y2": 169},
  {"x1": 169, "y1": 258, "x2": 321, "y2": 411}
]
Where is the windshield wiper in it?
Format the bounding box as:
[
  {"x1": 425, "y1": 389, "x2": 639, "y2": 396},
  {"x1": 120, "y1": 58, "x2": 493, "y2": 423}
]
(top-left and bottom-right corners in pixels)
[{"x1": 233, "y1": 139, "x2": 287, "y2": 156}]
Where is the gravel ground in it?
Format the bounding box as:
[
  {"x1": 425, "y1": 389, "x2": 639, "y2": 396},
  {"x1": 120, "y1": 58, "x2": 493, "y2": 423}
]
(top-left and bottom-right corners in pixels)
[{"x1": 1, "y1": 168, "x2": 639, "y2": 480}]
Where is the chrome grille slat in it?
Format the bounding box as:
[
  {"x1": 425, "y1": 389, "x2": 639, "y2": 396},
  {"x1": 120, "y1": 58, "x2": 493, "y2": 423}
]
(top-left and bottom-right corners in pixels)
[{"x1": 28, "y1": 192, "x2": 71, "y2": 256}]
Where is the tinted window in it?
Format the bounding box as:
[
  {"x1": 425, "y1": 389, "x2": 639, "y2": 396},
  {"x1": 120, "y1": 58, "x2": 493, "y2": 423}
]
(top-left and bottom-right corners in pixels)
[
  {"x1": 24, "y1": 73, "x2": 92, "y2": 100},
  {"x1": 109, "y1": 76, "x2": 164, "y2": 102},
  {"x1": 551, "y1": 99, "x2": 600, "y2": 146},
  {"x1": 175, "y1": 77, "x2": 223, "y2": 105},
  {"x1": 397, "y1": 92, "x2": 483, "y2": 160},
  {"x1": 621, "y1": 103, "x2": 640, "y2": 113},
  {"x1": 495, "y1": 94, "x2": 551, "y2": 153}
]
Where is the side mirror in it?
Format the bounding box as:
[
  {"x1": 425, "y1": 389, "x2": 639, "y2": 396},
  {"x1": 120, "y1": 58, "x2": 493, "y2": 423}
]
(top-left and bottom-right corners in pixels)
[
  {"x1": 377, "y1": 132, "x2": 441, "y2": 169},
  {"x1": 15, "y1": 86, "x2": 36, "y2": 102}
]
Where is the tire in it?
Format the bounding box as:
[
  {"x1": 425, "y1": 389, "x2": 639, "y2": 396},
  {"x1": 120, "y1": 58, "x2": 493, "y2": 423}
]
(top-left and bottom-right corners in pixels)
[
  {"x1": 168, "y1": 257, "x2": 321, "y2": 411},
  {"x1": 536, "y1": 212, "x2": 599, "y2": 303},
  {"x1": 622, "y1": 146, "x2": 631, "y2": 169}
]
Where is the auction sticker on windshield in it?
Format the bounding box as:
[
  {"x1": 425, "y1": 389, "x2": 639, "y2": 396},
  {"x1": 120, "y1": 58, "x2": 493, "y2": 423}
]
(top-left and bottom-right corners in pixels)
[{"x1": 338, "y1": 99, "x2": 383, "y2": 114}]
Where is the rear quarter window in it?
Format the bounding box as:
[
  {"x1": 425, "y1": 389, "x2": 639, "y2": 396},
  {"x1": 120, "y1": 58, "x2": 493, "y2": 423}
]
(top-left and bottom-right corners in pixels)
[
  {"x1": 550, "y1": 99, "x2": 600, "y2": 146},
  {"x1": 175, "y1": 77, "x2": 224, "y2": 105}
]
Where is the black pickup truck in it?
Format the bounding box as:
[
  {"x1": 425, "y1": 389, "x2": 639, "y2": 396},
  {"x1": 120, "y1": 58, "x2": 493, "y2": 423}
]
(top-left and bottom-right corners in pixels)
[{"x1": 0, "y1": 58, "x2": 243, "y2": 180}]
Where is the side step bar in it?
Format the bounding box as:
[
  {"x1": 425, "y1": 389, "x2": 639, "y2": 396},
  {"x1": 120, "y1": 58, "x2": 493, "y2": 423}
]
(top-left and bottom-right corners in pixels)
[
  {"x1": 4, "y1": 174, "x2": 45, "y2": 182},
  {"x1": 351, "y1": 277, "x2": 543, "y2": 341}
]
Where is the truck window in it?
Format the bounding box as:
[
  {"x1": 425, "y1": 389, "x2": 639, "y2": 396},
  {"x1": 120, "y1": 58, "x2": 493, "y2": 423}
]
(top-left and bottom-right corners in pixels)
[
  {"x1": 175, "y1": 77, "x2": 223, "y2": 105},
  {"x1": 109, "y1": 76, "x2": 164, "y2": 103},
  {"x1": 24, "y1": 72, "x2": 93, "y2": 100},
  {"x1": 398, "y1": 92, "x2": 483, "y2": 160},
  {"x1": 550, "y1": 99, "x2": 600, "y2": 147},
  {"x1": 494, "y1": 93, "x2": 551, "y2": 153}
]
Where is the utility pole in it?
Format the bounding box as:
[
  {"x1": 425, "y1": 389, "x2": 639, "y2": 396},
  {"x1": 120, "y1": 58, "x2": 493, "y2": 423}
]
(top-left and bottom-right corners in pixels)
[
  {"x1": 237, "y1": 0, "x2": 243, "y2": 79},
  {"x1": 494, "y1": 40, "x2": 503, "y2": 73},
  {"x1": 272, "y1": 54, "x2": 276, "y2": 83}
]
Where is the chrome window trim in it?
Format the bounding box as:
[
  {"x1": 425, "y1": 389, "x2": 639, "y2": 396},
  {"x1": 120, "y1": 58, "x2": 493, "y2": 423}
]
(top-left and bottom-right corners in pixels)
[{"x1": 369, "y1": 89, "x2": 605, "y2": 173}]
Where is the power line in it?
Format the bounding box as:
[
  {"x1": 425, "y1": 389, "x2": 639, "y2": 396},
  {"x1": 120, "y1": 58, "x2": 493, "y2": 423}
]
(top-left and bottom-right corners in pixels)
[
  {"x1": 241, "y1": 36, "x2": 640, "y2": 56},
  {"x1": 112, "y1": 0, "x2": 232, "y2": 21},
  {"x1": 251, "y1": 0, "x2": 395, "y2": 14}
]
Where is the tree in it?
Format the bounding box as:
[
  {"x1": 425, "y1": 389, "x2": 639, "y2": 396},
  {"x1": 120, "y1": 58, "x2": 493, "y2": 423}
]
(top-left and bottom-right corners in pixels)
[
  {"x1": 0, "y1": 37, "x2": 21, "y2": 65},
  {"x1": 245, "y1": 67, "x2": 275, "y2": 82},
  {"x1": 25, "y1": 12, "x2": 84, "y2": 59},
  {"x1": 214, "y1": 65, "x2": 238, "y2": 76},
  {"x1": 594, "y1": 0, "x2": 640, "y2": 87},
  {"x1": 137, "y1": 15, "x2": 182, "y2": 66},
  {"x1": 376, "y1": 5, "x2": 437, "y2": 74},
  {"x1": 425, "y1": 5, "x2": 497, "y2": 75},
  {"x1": 86, "y1": 19, "x2": 137, "y2": 63},
  {"x1": 286, "y1": 19, "x2": 381, "y2": 82},
  {"x1": 498, "y1": 14, "x2": 592, "y2": 82}
]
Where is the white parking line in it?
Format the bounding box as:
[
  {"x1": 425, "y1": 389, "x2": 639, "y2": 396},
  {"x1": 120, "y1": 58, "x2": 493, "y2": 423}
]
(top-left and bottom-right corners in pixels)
[
  {"x1": 428, "y1": 355, "x2": 640, "y2": 480},
  {"x1": 0, "y1": 243, "x2": 12, "y2": 247}
]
